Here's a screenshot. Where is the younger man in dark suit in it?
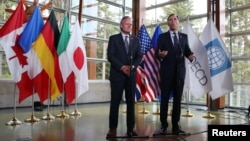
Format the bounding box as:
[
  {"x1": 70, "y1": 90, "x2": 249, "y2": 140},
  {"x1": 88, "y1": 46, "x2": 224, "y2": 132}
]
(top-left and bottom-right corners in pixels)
[{"x1": 155, "y1": 13, "x2": 195, "y2": 135}]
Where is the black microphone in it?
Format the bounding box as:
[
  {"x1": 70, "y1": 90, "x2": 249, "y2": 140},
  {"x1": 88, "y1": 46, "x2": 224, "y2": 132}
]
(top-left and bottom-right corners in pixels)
[
  {"x1": 179, "y1": 45, "x2": 183, "y2": 57},
  {"x1": 176, "y1": 44, "x2": 182, "y2": 55},
  {"x1": 128, "y1": 35, "x2": 134, "y2": 72}
]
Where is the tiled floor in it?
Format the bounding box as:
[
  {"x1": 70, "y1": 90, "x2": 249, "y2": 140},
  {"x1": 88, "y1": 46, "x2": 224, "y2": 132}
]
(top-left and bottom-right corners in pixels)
[{"x1": 0, "y1": 102, "x2": 249, "y2": 141}]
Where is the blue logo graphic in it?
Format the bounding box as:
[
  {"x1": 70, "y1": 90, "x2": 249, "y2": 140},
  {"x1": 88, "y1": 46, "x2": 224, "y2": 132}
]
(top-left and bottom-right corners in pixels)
[{"x1": 204, "y1": 38, "x2": 231, "y2": 77}]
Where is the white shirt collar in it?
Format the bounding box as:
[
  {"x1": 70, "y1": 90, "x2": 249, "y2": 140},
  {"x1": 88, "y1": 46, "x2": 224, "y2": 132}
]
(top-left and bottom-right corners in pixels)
[
  {"x1": 121, "y1": 32, "x2": 129, "y2": 38},
  {"x1": 170, "y1": 30, "x2": 178, "y2": 35}
]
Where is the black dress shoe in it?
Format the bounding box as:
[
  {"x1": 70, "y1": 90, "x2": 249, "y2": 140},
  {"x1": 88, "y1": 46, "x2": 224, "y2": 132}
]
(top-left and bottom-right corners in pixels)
[
  {"x1": 159, "y1": 127, "x2": 167, "y2": 134},
  {"x1": 106, "y1": 129, "x2": 116, "y2": 138},
  {"x1": 172, "y1": 128, "x2": 186, "y2": 135},
  {"x1": 127, "y1": 130, "x2": 138, "y2": 137}
]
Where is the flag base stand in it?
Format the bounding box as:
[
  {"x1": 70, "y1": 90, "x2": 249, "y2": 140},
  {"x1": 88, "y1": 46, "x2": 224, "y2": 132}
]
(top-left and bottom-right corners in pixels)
[
  {"x1": 56, "y1": 111, "x2": 69, "y2": 119},
  {"x1": 202, "y1": 112, "x2": 215, "y2": 119},
  {"x1": 42, "y1": 113, "x2": 55, "y2": 120},
  {"x1": 6, "y1": 117, "x2": 22, "y2": 126},
  {"x1": 139, "y1": 108, "x2": 149, "y2": 114},
  {"x1": 70, "y1": 109, "x2": 81, "y2": 116},
  {"x1": 25, "y1": 114, "x2": 40, "y2": 122},
  {"x1": 152, "y1": 108, "x2": 160, "y2": 115},
  {"x1": 182, "y1": 110, "x2": 193, "y2": 117}
]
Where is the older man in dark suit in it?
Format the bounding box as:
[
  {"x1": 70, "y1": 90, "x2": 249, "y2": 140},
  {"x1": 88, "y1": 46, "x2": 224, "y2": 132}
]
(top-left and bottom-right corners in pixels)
[
  {"x1": 106, "y1": 16, "x2": 142, "y2": 138},
  {"x1": 155, "y1": 14, "x2": 195, "y2": 135}
]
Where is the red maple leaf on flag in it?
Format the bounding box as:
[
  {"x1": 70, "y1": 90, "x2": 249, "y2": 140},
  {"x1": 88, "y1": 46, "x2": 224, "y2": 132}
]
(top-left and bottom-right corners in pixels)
[{"x1": 9, "y1": 34, "x2": 28, "y2": 68}]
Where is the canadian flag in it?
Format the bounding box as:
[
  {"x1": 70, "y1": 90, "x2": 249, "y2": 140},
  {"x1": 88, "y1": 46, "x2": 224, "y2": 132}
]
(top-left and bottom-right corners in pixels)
[{"x1": 0, "y1": 0, "x2": 33, "y2": 103}]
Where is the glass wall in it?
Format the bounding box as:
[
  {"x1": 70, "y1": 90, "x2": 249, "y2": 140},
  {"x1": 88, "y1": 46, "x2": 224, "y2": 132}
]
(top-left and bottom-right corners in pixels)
[
  {"x1": 0, "y1": 0, "x2": 250, "y2": 109},
  {"x1": 225, "y1": 0, "x2": 250, "y2": 108},
  {"x1": 144, "y1": 0, "x2": 250, "y2": 109},
  {"x1": 144, "y1": 0, "x2": 208, "y2": 105},
  {"x1": 0, "y1": 0, "x2": 132, "y2": 81}
]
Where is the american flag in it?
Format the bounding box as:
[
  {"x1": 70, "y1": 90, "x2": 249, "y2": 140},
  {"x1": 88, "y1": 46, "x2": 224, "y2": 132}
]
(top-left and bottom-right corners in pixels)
[
  {"x1": 151, "y1": 24, "x2": 164, "y2": 99},
  {"x1": 136, "y1": 24, "x2": 161, "y2": 102}
]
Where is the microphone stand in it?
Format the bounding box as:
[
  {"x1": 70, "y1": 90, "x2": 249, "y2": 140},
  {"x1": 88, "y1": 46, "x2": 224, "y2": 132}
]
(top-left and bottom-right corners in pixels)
[
  {"x1": 129, "y1": 40, "x2": 148, "y2": 138},
  {"x1": 176, "y1": 46, "x2": 191, "y2": 137}
]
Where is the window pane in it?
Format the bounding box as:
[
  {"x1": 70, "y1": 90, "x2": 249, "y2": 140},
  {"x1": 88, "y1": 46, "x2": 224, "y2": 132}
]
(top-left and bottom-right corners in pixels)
[
  {"x1": 229, "y1": 10, "x2": 250, "y2": 32},
  {"x1": 227, "y1": 84, "x2": 250, "y2": 107},
  {"x1": 231, "y1": 35, "x2": 250, "y2": 57},
  {"x1": 226, "y1": 0, "x2": 250, "y2": 7},
  {"x1": 232, "y1": 60, "x2": 250, "y2": 83}
]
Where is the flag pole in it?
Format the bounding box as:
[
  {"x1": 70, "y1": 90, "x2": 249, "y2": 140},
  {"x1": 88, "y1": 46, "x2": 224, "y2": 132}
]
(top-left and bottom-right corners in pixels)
[
  {"x1": 139, "y1": 100, "x2": 149, "y2": 114},
  {"x1": 43, "y1": 0, "x2": 55, "y2": 120},
  {"x1": 70, "y1": 0, "x2": 82, "y2": 117},
  {"x1": 138, "y1": 19, "x2": 149, "y2": 115},
  {"x1": 203, "y1": 94, "x2": 215, "y2": 119},
  {"x1": 42, "y1": 79, "x2": 55, "y2": 120},
  {"x1": 152, "y1": 97, "x2": 160, "y2": 115},
  {"x1": 56, "y1": 86, "x2": 69, "y2": 119},
  {"x1": 56, "y1": 10, "x2": 69, "y2": 119},
  {"x1": 6, "y1": 84, "x2": 22, "y2": 125},
  {"x1": 182, "y1": 91, "x2": 193, "y2": 117},
  {"x1": 152, "y1": 19, "x2": 161, "y2": 115},
  {"x1": 181, "y1": 16, "x2": 193, "y2": 118},
  {"x1": 202, "y1": 7, "x2": 215, "y2": 119},
  {"x1": 25, "y1": 0, "x2": 41, "y2": 122},
  {"x1": 24, "y1": 87, "x2": 40, "y2": 123},
  {"x1": 70, "y1": 80, "x2": 81, "y2": 116}
]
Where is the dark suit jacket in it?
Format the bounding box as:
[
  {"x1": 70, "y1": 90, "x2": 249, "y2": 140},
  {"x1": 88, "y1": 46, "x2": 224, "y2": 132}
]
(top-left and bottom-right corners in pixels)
[
  {"x1": 107, "y1": 33, "x2": 142, "y2": 82},
  {"x1": 155, "y1": 31, "x2": 193, "y2": 86}
]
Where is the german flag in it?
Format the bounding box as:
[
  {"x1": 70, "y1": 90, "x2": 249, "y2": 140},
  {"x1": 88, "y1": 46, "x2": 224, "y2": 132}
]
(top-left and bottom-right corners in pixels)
[{"x1": 33, "y1": 10, "x2": 63, "y2": 101}]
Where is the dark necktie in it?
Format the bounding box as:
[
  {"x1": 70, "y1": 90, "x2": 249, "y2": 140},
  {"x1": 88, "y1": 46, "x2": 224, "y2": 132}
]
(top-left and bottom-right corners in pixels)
[
  {"x1": 173, "y1": 32, "x2": 178, "y2": 49},
  {"x1": 125, "y1": 36, "x2": 129, "y2": 53}
]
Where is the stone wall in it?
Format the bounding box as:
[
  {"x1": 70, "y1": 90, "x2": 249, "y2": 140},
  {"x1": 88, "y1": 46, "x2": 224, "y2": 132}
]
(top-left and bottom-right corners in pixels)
[{"x1": 0, "y1": 79, "x2": 111, "y2": 108}]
